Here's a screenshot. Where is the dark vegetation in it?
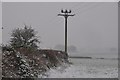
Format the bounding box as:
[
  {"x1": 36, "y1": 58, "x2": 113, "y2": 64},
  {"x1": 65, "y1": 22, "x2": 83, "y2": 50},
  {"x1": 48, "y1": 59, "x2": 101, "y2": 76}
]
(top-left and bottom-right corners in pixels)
[{"x1": 2, "y1": 25, "x2": 69, "y2": 79}]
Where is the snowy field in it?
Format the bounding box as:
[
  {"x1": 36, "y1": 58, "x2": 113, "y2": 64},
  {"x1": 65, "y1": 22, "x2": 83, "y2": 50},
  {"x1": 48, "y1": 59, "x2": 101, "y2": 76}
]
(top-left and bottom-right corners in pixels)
[{"x1": 39, "y1": 58, "x2": 118, "y2": 78}]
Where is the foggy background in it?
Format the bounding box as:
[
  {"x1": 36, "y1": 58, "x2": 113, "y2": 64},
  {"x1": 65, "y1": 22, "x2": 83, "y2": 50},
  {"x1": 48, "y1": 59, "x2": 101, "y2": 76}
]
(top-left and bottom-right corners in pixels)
[
  {"x1": 2, "y1": 2, "x2": 118, "y2": 58},
  {"x1": 0, "y1": 2, "x2": 2, "y2": 44}
]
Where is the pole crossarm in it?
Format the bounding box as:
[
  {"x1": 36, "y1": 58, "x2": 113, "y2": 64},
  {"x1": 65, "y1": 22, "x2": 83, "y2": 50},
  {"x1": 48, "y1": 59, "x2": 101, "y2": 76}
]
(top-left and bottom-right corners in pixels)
[
  {"x1": 67, "y1": 14, "x2": 75, "y2": 16},
  {"x1": 58, "y1": 14, "x2": 65, "y2": 16},
  {"x1": 58, "y1": 14, "x2": 75, "y2": 17}
]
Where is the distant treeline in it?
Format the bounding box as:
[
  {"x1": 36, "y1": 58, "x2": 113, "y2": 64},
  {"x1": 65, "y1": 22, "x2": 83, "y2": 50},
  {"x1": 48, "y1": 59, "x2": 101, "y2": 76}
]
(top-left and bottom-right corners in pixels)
[
  {"x1": 69, "y1": 56, "x2": 118, "y2": 60},
  {"x1": 69, "y1": 56, "x2": 92, "y2": 59}
]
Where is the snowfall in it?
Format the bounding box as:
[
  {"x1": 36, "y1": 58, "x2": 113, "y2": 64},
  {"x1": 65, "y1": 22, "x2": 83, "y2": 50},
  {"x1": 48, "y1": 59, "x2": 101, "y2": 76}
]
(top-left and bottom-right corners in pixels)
[{"x1": 39, "y1": 58, "x2": 118, "y2": 78}]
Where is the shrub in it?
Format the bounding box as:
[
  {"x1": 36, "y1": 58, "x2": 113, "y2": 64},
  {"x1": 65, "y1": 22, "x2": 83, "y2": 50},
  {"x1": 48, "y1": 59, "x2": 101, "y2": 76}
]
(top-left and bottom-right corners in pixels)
[{"x1": 10, "y1": 25, "x2": 40, "y2": 50}]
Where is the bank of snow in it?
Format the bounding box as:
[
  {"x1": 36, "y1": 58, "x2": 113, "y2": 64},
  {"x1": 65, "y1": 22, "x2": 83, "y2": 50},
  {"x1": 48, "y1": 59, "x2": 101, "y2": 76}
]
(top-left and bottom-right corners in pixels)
[{"x1": 40, "y1": 58, "x2": 118, "y2": 78}]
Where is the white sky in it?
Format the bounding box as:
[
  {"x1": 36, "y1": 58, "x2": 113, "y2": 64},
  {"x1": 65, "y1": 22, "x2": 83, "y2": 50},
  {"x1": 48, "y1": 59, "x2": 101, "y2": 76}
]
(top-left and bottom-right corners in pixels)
[{"x1": 1, "y1": 2, "x2": 119, "y2": 58}]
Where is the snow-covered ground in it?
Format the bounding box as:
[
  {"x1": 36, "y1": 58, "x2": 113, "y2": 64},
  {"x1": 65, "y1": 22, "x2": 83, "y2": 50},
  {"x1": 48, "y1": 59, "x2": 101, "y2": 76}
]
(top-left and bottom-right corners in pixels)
[{"x1": 39, "y1": 58, "x2": 118, "y2": 78}]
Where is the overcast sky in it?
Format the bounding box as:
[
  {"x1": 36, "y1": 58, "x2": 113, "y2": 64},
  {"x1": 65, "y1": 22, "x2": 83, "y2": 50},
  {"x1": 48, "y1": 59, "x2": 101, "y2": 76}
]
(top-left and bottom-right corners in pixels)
[{"x1": 2, "y1": 2, "x2": 118, "y2": 56}]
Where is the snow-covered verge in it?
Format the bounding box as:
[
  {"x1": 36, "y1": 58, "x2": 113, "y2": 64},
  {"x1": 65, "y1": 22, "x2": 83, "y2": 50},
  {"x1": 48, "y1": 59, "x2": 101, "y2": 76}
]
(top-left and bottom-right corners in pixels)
[
  {"x1": 2, "y1": 46, "x2": 118, "y2": 78},
  {"x1": 40, "y1": 58, "x2": 118, "y2": 78},
  {"x1": 2, "y1": 48, "x2": 69, "y2": 78}
]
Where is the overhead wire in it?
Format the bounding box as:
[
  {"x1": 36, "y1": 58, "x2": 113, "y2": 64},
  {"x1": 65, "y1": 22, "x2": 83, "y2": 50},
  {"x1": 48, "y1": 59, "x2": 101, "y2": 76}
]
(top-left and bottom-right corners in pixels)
[
  {"x1": 69, "y1": 2, "x2": 104, "y2": 25},
  {"x1": 47, "y1": 3, "x2": 89, "y2": 27},
  {"x1": 74, "y1": 2, "x2": 104, "y2": 15},
  {"x1": 38, "y1": 3, "x2": 87, "y2": 28},
  {"x1": 37, "y1": 2, "x2": 104, "y2": 29},
  {"x1": 51, "y1": 3, "x2": 104, "y2": 28}
]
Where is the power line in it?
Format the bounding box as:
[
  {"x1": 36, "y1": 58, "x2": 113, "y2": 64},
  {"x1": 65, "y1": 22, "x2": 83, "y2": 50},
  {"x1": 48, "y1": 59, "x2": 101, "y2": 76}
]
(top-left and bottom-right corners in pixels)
[
  {"x1": 38, "y1": 3, "x2": 91, "y2": 28},
  {"x1": 38, "y1": 3, "x2": 85, "y2": 28},
  {"x1": 66, "y1": 2, "x2": 104, "y2": 29},
  {"x1": 39, "y1": 3, "x2": 104, "y2": 34},
  {"x1": 74, "y1": 2, "x2": 104, "y2": 15},
  {"x1": 72, "y1": 2, "x2": 93, "y2": 12}
]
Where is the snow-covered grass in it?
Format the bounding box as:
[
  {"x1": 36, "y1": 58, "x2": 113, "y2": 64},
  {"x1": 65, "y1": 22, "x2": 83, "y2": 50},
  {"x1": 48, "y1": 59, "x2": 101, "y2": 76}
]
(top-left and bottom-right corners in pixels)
[{"x1": 39, "y1": 58, "x2": 118, "y2": 78}]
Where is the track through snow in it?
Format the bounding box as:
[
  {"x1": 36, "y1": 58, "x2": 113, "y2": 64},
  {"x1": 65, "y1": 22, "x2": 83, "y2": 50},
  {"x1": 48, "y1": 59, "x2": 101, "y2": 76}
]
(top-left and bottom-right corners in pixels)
[{"x1": 39, "y1": 58, "x2": 118, "y2": 78}]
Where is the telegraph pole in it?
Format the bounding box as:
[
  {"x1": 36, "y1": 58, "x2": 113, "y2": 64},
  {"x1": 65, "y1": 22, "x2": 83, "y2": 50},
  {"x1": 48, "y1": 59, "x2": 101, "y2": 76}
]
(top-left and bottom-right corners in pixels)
[{"x1": 58, "y1": 9, "x2": 75, "y2": 53}]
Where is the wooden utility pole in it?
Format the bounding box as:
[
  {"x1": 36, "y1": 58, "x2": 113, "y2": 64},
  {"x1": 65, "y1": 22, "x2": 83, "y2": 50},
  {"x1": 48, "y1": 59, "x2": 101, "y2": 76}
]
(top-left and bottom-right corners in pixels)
[{"x1": 58, "y1": 9, "x2": 75, "y2": 53}]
